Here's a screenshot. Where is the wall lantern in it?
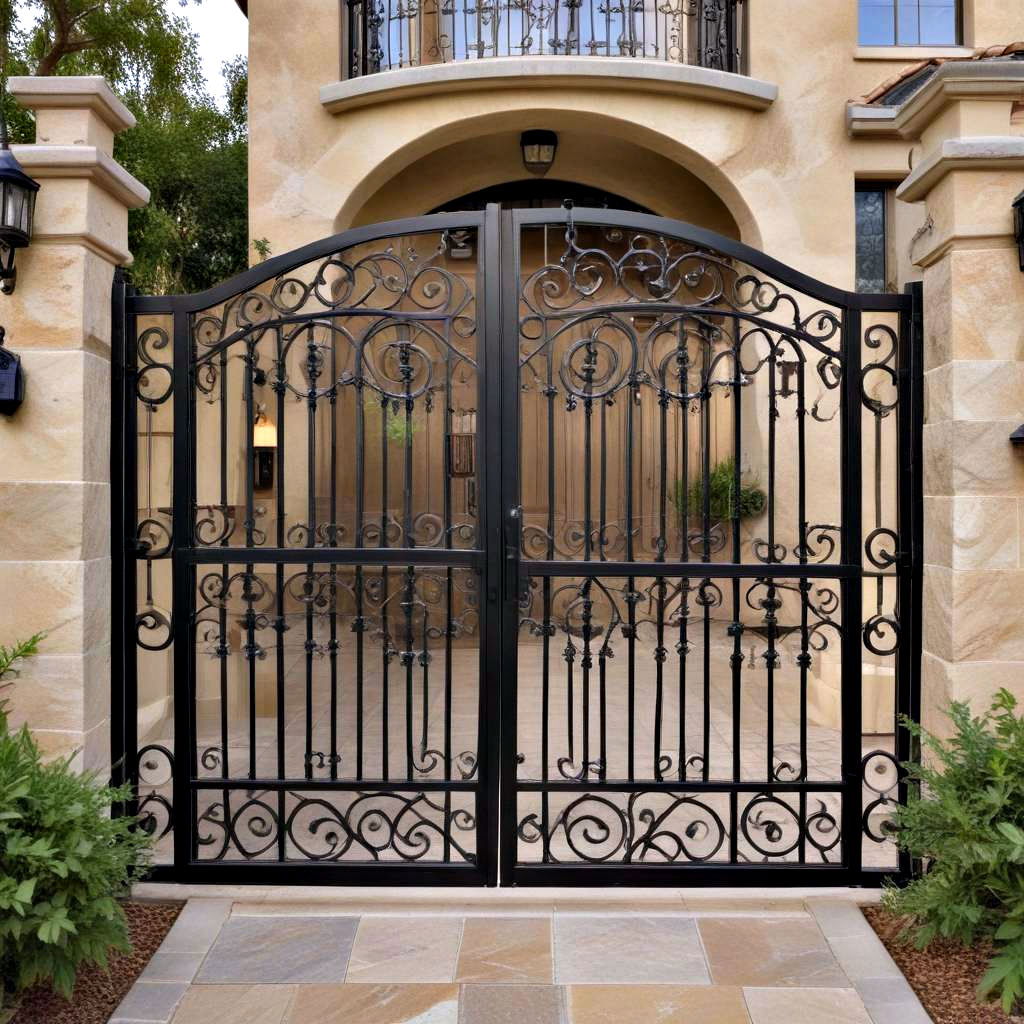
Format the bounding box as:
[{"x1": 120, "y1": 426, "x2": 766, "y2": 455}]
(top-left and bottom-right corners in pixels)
[
  {"x1": 253, "y1": 411, "x2": 277, "y2": 490},
  {"x1": 0, "y1": 326, "x2": 24, "y2": 414},
  {"x1": 1014, "y1": 189, "x2": 1024, "y2": 272},
  {"x1": 520, "y1": 130, "x2": 558, "y2": 177},
  {"x1": 0, "y1": 120, "x2": 40, "y2": 296}
]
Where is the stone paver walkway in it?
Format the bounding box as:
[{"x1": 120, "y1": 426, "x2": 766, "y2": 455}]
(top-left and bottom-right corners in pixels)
[{"x1": 111, "y1": 889, "x2": 932, "y2": 1024}]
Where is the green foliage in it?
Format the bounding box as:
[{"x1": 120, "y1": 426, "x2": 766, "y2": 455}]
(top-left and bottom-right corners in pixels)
[
  {"x1": 364, "y1": 393, "x2": 418, "y2": 443},
  {"x1": 4, "y1": 2, "x2": 251, "y2": 294},
  {"x1": 252, "y1": 237, "x2": 272, "y2": 262},
  {"x1": 0, "y1": 713, "x2": 153, "y2": 1006},
  {"x1": 0, "y1": 634, "x2": 44, "y2": 685},
  {"x1": 0, "y1": 636, "x2": 152, "y2": 1008},
  {"x1": 672, "y1": 457, "x2": 767, "y2": 524},
  {"x1": 883, "y1": 690, "x2": 1024, "y2": 1014}
]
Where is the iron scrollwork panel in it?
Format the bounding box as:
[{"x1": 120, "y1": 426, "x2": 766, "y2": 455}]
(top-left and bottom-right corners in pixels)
[
  {"x1": 131, "y1": 314, "x2": 176, "y2": 864},
  {"x1": 516, "y1": 219, "x2": 847, "y2": 570},
  {"x1": 858, "y1": 315, "x2": 908, "y2": 869},
  {"x1": 189, "y1": 229, "x2": 480, "y2": 556},
  {"x1": 345, "y1": 0, "x2": 743, "y2": 75},
  {"x1": 510, "y1": 212, "x2": 917, "y2": 878},
  {"x1": 179, "y1": 222, "x2": 487, "y2": 870}
]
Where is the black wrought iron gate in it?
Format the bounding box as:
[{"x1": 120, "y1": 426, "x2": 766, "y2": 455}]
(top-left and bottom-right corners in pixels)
[{"x1": 112, "y1": 206, "x2": 922, "y2": 886}]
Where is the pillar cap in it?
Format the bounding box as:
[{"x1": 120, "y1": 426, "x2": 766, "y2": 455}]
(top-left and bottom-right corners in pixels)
[{"x1": 9, "y1": 76, "x2": 136, "y2": 134}]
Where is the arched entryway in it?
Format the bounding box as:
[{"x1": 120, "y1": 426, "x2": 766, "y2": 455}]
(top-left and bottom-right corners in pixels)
[{"x1": 112, "y1": 205, "x2": 921, "y2": 886}]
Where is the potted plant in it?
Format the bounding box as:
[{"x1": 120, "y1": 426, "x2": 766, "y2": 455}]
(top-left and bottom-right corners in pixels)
[{"x1": 672, "y1": 456, "x2": 767, "y2": 553}]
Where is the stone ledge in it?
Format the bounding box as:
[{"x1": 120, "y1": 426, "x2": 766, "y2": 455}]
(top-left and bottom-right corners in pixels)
[
  {"x1": 847, "y1": 60, "x2": 1024, "y2": 137},
  {"x1": 11, "y1": 144, "x2": 150, "y2": 210},
  {"x1": 9, "y1": 75, "x2": 136, "y2": 133},
  {"x1": 854, "y1": 45, "x2": 975, "y2": 62},
  {"x1": 897, "y1": 136, "x2": 1024, "y2": 202},
  {"x1": 321, "y1": 57, "x2": 778, "y2": 114}
]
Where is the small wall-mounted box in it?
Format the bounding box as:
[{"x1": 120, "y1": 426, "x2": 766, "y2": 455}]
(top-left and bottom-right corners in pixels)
[{"x1": 0, "y1": 330, "x2": 24, "y2": 415}]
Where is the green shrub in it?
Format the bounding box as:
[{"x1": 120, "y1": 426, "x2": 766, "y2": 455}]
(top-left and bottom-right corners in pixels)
[
  {"x1": 673, "y1": 456, "x2": 767, "y2": 524},
  {"x1": 0, "y1": 643, "x2": 152, "y2": 1008},
  {"x1": 0, "y1": 635, "x2": 44, "y2": 687},
  {"x1": 884, "y1": 689, "x2": 1024, "y2": 1014}
]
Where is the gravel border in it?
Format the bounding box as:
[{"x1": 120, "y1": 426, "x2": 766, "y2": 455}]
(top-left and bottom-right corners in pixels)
[
  {"x1": 12, "y1": 900, "x2": 183, "y2": 1024},
  {"x1": 864, "y1": 906, "x2": 1024, "y2": 1024}
]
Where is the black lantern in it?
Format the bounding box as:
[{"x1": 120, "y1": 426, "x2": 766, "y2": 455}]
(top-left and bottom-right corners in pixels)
[
  {"x1": 520, "y1": 130, "x2": 558, "y2": 176},
  {"x1": 0, "y1": 121, "x2": 39, "y2": 296},
  {"x1": 1014, "y1": 189, "x2": 1024, "y2": 273},
  {"x1": 253, "y1": 411, "x2": 277, "y2": 490}
]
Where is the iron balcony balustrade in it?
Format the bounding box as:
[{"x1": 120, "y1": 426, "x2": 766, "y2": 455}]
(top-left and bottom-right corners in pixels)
[{"x1": 344, "y1": 0, "x2": 746, "y2": 78}]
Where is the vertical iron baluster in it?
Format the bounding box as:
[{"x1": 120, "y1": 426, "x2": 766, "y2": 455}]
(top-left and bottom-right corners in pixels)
[
  {"x1": 730, "y1": 318, "x2": 743, "y2": 801},
  {"x1": 274, "y1": 327, "x2": 286, "y2": 857},
  {"x1": 678, "y1": 322, "x2": 690, "y2": 781},
  {"x1": 765, "y1": 580, "x2": 777, "y2": 783},
  {"x1": 598, "y1": 399, "x2": 607, "y2": 562},
  {"x1": 766, "y1": 336, "x2": 777, "y2": 784},
  {"x1": 794, "y1": 346, "x2": 811, "y2": 864},
  {"x1": 625, "y1": 322, "x2": 636, "y2": 784},
  {"x1": 404, "y1": 564, "x2": 416, "y2": 781},
  {"x1": 418, "y1": 511, "x2": 429, "y2": 757},
  {"x1": 580, "y1": 338, "x2": 596, "y2": 776},
  {"x1": 355, "y1": 354, "x2": 367, "y2": 781},
  {"x1": 244, "y1": 338, "x2": 257, "y2": 783},
  {"x1": 304, "y1": 326, "x2": 318, "y2": 782},
  {"x1": 797, "y1": 356, "x2": 809, "y2": 789},
  {"x1": 443, "y1": 322, "x2": 454, "y2": 858},
  {"x1": 581, "y1": 579, "x2": 592, "y2": 778},
  {"x1": 840, "y1": 307, "x2": 864, "y2": 877},
  {"x1": 329, "y1": 337, "x2": 339, "y2": 781},
  {"x1": 724, "y1": 313, "x2": 741, "y2": 847},
  {"x1": 543, "y1": 323, "x2": 555, "y2": 838},
  {"x1": 218, "y1": 341, "x2": 230, "y2": 784},
  {"x1": 402, "y1": 337, "x2": 416, "y2": 781},
  {"x1": 110, "y1": 271, "x2": 133, "y2": 813},
  {"x1": 172, "y1": 307, "x2": 194, "y2": 870},
  {"x1": 700, "y1": 328, "x2": 712, "y2": 782},
  {"x1": 655, "y1": 355, "x2": 669, "y2": 780},
  {"x1": 380, "y1": 395, "x2": 391, "y2": 780}
]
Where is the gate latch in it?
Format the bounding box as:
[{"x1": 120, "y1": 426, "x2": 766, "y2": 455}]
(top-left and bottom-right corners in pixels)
[{"x1": 505, "y1": 505, "x2": 523, "y2": 601}]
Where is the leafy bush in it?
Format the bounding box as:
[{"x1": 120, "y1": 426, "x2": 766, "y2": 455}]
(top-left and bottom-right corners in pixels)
[
  {"x1": 673, "y1": 456, "x2": 767, "y2": 524},
  {"x1": 0, "y1": 643, "x2": 152, "y2": 1008},
  {"x1": 883, "y1": 690, "x2": 1024, "y2": 1013},
  {"x1": 0, "y1": 634, "x2": 44, "y2": 688}
]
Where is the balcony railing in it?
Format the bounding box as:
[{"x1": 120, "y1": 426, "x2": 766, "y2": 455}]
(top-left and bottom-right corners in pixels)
[{"x1": 345, "y1": 0, "x2": 745, "y2": 77}]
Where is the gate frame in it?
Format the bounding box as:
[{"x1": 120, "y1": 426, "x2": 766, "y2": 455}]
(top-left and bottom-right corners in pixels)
[
  {"x1": 111, "y1": 207, "x2": 923, "y2": 887},
  {"x1": 493, "y1": 208, "x2": 923, "y2": 888}
]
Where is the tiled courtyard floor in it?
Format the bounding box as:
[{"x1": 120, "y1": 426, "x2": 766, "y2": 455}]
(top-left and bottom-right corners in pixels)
[{"x1": 111, "y1": 890, "x2": 932, "y2": 1024}]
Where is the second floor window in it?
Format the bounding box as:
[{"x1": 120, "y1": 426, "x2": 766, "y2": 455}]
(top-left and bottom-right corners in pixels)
[{"x1": 859, "y1": 0, "x2": 959, "y2": 46}]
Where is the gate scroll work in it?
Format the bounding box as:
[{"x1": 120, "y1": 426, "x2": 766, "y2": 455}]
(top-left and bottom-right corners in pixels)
[{"x1": 111, "y1": 206, "x2": 922, "y2": 885}]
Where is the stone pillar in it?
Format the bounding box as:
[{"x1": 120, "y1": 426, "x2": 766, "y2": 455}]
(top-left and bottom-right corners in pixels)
[
  {"x1": 0, "y1": 77, "x2": 148, "y2": 770},
  {"x1": 897, "y1": 65, "x2": 1024, "y2": 736}
]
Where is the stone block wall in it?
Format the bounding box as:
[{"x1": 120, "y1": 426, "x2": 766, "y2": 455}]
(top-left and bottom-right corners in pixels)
[{"x1": 0, "y1": 77, "x2": 148, "y2": 771}]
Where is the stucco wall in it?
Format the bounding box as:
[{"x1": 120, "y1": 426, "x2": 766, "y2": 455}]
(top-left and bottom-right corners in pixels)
[{"x1": 242, "y1": 0, "x2": 1023, "y2": 285}]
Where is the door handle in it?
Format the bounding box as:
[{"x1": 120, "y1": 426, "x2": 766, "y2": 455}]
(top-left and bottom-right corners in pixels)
[{"x1": 505, "y1": 505, "x2": 523, "y2": 602}]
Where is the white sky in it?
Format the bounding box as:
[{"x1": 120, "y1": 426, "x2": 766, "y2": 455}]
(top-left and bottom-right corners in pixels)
[{"x1": 182, "y1": 0, "x2": 249, "y2": 98}]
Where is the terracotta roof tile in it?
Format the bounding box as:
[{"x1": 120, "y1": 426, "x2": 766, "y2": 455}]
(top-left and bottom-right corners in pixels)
[{"x1": 858, "y1": 41, "x2": 1024, "y2": 105}]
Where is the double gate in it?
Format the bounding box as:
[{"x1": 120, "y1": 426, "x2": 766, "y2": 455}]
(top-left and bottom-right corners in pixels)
[{"x1": 112, "y1": 206, "x2": 922, "y2": 885}]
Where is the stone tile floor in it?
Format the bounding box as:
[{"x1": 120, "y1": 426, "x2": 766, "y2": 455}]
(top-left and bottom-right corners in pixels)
[{"x1": 111, "y1": 892, "x2": 933, "y2": 1024}]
